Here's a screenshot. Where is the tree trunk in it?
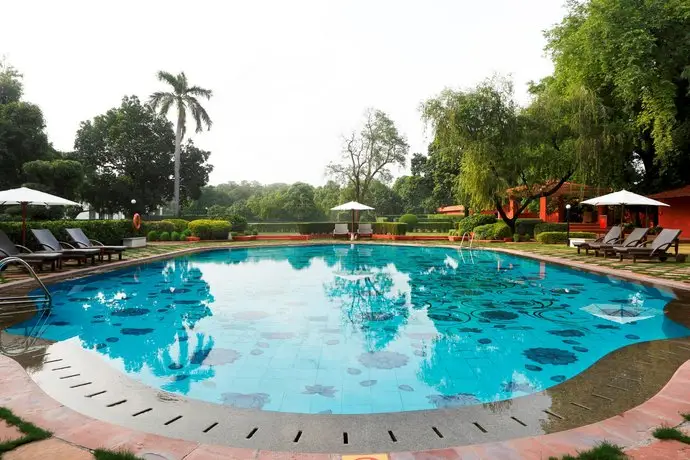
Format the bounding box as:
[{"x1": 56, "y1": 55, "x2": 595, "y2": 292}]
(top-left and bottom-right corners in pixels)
[{"x1": 174, "y1": 113, "x2": 183, "y2": 217}]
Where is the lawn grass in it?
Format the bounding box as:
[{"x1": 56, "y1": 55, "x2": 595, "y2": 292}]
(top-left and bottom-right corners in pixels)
[
  {"x1": 93, "y1": 448, "x2": 144, "y2": 460},
  {"x1": 548, "y1": 441, "x2": 627, "y2": 459},
  {"x1": 682, "y1": 413, "x2": 690, "y2": 422},
  {"x1": 652, "y1": 426, "x2": 690, "y2": 444},
  {"x1": 0, "y1": 407, "x2": 51, "y2": 454}
]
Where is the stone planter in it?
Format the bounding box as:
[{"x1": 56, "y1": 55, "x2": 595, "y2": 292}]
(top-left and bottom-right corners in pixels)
[
  {"x1": 185, "y1": 236, "x2": 200, "y2": 242},
  {"x1": 122, "y1": 237, "x2": 147, "y2": 248}
]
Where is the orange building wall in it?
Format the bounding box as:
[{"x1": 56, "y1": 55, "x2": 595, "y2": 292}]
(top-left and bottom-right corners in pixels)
[{"x1": 657, "y1": 197, "x2": 690, "y2": 239}]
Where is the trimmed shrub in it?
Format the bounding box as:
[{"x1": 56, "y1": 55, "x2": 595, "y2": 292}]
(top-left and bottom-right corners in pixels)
[
  {"x1": 162, "y1": 219, "x2": 188, "y2": 233},
  {"x1": 457, "y1": 214, "x2": 497, "y2": 235},
  {"x1": 493, "y1": 222, "x2": 512, "y2": 239},
  {"x1": 0, "y1": 220, "x2": 140, "y2": 248},
  {"x1": 170, "y1": 231, "x2": 181, "y2": 241},
  {"x1": 472, "y1": 222, "x2": 512, "y2": 240},
  {"x1": 159, "y1": 231, "x2": 171, "y2": 241},
  {"x1": 411, "y1": 221, "x2": 454, "y2": 233},
  {"x1": 141, "y1": 221, "x2": 175, "y2": 234},
  {"x1": 398, "y1": 214, "x2": 419, "y2": 230},
  {"x1": 227, "y1": 214, "x2": 248, "y2": 233},
  {"x1": 188, "y1": 219, "x2": 232, "y2": 240},
  {"x1": 249, "y1": 222, "x2": 300, "y2": 233},
  {"x1": 376, "y1": 217, "x2": 389, "y2": 222},
  {"x1": 534, "y1": 222, "x2": 567, "y2": 236},
  {"x1": 515, "y1": 219, "x2": 542, "y2": 237},
  {"x1": 297, "y1": 222, "x2": 342, "y2": 234},
  {"x1": 536, "y1": 231, "x2": 597, "y2": 244},
  {"x1": 372, "y1": 222, "x2": 408, "y2": 235},
  {"x1": 147, "y1": 230, "x2": 159, "y2": 241},
  {"x1": 181, "y1": 229, "x2": 192, "y2": 239}
]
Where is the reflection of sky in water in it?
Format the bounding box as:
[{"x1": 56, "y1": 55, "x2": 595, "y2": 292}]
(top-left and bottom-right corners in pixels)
[{"x1": 9, "y1": 245, "x2": 690, "y2": 414}]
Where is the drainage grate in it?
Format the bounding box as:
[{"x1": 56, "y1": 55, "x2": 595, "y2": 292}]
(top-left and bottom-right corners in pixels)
[
  {"x1": 432, "y1": 426, "x2": 444, "y2": 438},
  {"x1": 472, "y1": 422, "x2": 487, "y2": 433},
  {"x1": 510, "y1": 416, "x2": 527, "y2": 427},
  {"x1": 570, "y1": 402, "x2": 592, "y2": 411},
  {"x1": 543, "y1": 410, "x2": 564, "y2": 420},
  {"x1": 592, "y1": 393, "x2": 613, "y2": 402},
  {"x1": 44, "y1": 359, "x2": 62, "y2": 364},
  {"x1": 293, "y1": 430, "x2": 302, "y2": 443},
  {"x1": 59, "y1": 373, "x2": 80, "y2": 380},
  {"x1": 203, "y1": 422, "x2": 218, "y2": 433},
  {"x1": 69, "y1": 382, "x2": 92, "y2": 389},
  {"x1": 388, "y1": 430, "x2": 397, "y2": 442},
  {"x1": 343, "y1": 432, "x2": 349, "y2": 445},
  {"x1": 132, "y1": 408, "x2": 152, "y2": 417},
  {"x1": 606, "y1": 383, "x2": 627, "y2": 391},
  {"x1": 164, "y1": 416, "x2": 183, "y2": 426},
  {"x1": 52, "y1": 366, "x2": 71, "y2": 371},
  {"x1": 85, "y1": 390, "x2": 107, "y2": 398},
  {"x1": 246, "y1": 427, "x2": 258, "y2": 439},
  {"x1": 106, "y1": 399, "x2": 127, "y2": 408},
  {"x1": 619, "y1": 375, "x2": 641, "y2": 383}
]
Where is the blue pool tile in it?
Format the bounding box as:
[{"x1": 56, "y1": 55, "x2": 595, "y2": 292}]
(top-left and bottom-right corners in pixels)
[{"x1": 341, "y1": 404, "x2": 373, "y2": 414}]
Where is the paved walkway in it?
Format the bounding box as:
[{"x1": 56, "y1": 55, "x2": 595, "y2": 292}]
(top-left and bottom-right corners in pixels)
[{"x1": 1, "y1": 354, "x2": 689, "y2": 459}]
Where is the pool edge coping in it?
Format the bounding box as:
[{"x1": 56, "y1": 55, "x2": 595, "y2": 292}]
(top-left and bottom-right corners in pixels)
[{"x1": 0, "y1": 352, "x2": 688, "y2": 459}]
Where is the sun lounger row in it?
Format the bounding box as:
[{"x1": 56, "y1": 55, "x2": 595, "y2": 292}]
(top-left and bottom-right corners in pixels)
[
  {"x1": 573, "y1": 227, "x2": 681, "y2": 262},
  {"x1": 0, "y1": 228, "x2": 126, "y2": 272},
  {"x1": 333, "y1": 223, "x2": 372, "y2": 238}
]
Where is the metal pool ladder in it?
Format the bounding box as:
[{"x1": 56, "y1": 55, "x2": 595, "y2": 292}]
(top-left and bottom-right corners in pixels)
[
  {"x1": 459, "y1": 232, "x2": 475, "y2": 249},
  {"x1": 0, "y1": 257, "x2": 52, "y2": 308}
]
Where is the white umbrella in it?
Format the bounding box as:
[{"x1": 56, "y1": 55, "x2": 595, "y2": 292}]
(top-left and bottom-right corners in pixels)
[
  {"x1": 0, "y1": 187, "x2": 81, "y2": 245},
  {"x1": 580, "y1": 189, "x2": 669, "y2": 228},
  {"x1": 330, "y1": 201, "x2": 374, "y2": 240}
]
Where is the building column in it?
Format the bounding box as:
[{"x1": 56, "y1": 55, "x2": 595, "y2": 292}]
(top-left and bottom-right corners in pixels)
[{"x1": 539, "y1": 196, "x2": 547, "y2": 221}]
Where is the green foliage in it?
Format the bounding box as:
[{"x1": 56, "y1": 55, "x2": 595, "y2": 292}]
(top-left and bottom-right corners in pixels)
[
  {"x1": 683, "y1": 413, "x2": 690, "y2": 422},
  {"x1": 534, "y1": 222, "x2": 568, "y2": 236},
  {"x1": 249, "y1": 222, "x2": 299, "y2": 233},
  {"x1": 0, "y1": 220, "x2": 138, "y2": 247},
  {"x1": 536, "y1": 232, "x2": 596, "y2": 244},
  {"x1": 181, "y1": 229, "x2": 192, "y2": 239},
  {"x1": 0, "y1": 407, "x2": 51, "y2": 454},
  {"x1": 372, "y1": 222, "x2": 408, "y2": 235},
  {"x1": 227, "y1": 214, "x2": 248, "y2": 233},
  {"x1": 22, "y1": 159, "x2": 84, "y2": 203},
  {"x1": 398, "y1": 214, "x2": 419, "y2": 230},
  {"x1": 547, "y1": 441, "x2": 626, "y2": 460},
  {"x1": 93, "y1": 449, "x2": 144, "y2": 460},
  {"x1": 142, "y1": 221, "x2": 175, "y2": 233},
  {"x1": 170, "y1": 231, "x2": 181, "y2": 241},
  {"x1": 457, "y1": 214, "x2": 497, "y2": 235},
  {"x1": 472, "y1": 222, "x2": 512, "y2": 240},
  {"x1": 515, "y1": 219, "x2": 543, "y2": 236},
  {"x1": 0, "y1": 59, "x2": 23, "y2": 104},
  {"x1": 161, "y1": 219, "x2": 188, "y2": 232},
  {"x1": 159, "y1": 231, "x2": 171, "y2": 241},
  {"x1": 297, "y1": 222, "x2": 342, "y2": 235},
  {"x1": 652, "y1": 426, "x2": 690, "y2": 444},
  {"x1": 282, "y1": 182, "x2": 320, "y2": 221},
  {"x1": 376, "y1": 217, "x2": 389, "y2": 222},
  {"x1": 188, "y1": 219, "x2": 231, "y2": 240},
  {"x1": 326, "y1": 109, "x2": 409, "y2": 202},
  {"x1": 411, "y1": 221, "x2": 453, "y2": 233},
  {"x1": 147, "y1": 231, "x2": 159, "y2": 241}
]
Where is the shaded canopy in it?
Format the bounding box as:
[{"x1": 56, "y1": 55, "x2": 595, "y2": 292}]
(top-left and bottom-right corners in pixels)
[
  {"x1": 330, "y1": 201, "x2": 374, "y2": 211},
  {"x1": 0, "y1": 187, "x2": 80, "y2": 206},
  {"x1": 580, "y1": 190, "x2": 669, "y2": 207}
]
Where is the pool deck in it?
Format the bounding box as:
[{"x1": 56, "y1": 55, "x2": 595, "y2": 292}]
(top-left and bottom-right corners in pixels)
[
  {"x1": 1, "y1": 352, "x2": 689, "y2": 459},
  {"x1": 1, "y1": 241, "x2": 690, "y2": 458}
]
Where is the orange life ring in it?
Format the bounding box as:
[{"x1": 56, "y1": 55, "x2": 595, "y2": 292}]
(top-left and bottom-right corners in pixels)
[{"x1": 132, "y1": 213, "x2": 141, "y2": 230}]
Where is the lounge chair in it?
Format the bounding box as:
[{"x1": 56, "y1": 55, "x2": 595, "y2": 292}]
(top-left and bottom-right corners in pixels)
[
  {"x1": 66, "y1": 228, "x2": 126, "y2": 261},
  {"x1": 357, "y1": 223, "x2": 373, "y2": 238},
  {"x1": 595, "y1": 227, "x2": 649, "y2": 258},
  {"x1": 333, "y1": 223, "x2": 350, "y2": 238},
  {"x1": 573, "y1": 226, "x2": 622, "y2": 255},
  {"x1": 31, "y1": 229, "x2": 100, "y2": 265},
  {"x1": 614, "y1": 229, "x2": 682, "y2": 262},
  {"x1": 0, "y1": 230, "x2": 61, "y2": 272}
]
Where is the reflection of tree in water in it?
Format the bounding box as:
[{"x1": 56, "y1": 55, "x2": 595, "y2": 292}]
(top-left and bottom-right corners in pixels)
[
  {"x1": 148, "y1": 332, "x2": 216, "y2": 394},
  {"x1": 323, "y1": 246, "x2": 410, "y2": 351}
]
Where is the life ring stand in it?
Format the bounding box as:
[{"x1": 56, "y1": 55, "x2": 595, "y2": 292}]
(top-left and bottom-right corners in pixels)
[{"x1": 132, "y1": 213, "x2": 142, "y2": 230}]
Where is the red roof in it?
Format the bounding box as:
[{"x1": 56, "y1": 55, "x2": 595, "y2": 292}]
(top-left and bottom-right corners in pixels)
[{"x1": 649, "y1": 185, "x2": 690, "y2": 200}]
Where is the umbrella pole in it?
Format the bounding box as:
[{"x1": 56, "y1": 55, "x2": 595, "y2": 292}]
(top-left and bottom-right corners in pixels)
[
  {"x1": 21, "y1": 202, "x2": 27, "y2": 246},
  {"x1": 351, "y1": 210, "x2": 355, "y2": 241}
]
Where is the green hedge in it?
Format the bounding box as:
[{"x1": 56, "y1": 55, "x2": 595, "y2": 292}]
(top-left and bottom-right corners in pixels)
[
  {"x1": 398, "y1": 214, "x2": 419, "y2": 230},
  {"x1": 161, "y1": 219, "x2": 188, "y2": 232},
  {"x1": 0, "y1": 220, "x2": 142, "y2": 248},
  {"x1": 536, "y1": 231, "x2": 597, "y2": 244},
  {"x1": 188, "y1": 219, "x2": 232, "y2": 240},
  {"x1": 142, "y1": 221, "x2": 175, "y2": 233},
  {"x1": 515, "y1": 219, "x2": 542, "y2": 237},
  {"x1": 472, "y1": 222, "x2": 512, "y2": 240},
  {"x1": 457, "y1": 214, "x2": 497, "y2": 235},
  {"x1": 411, "y1": 221, "x2": 454, "y2": 233},
  {"x1": 297, "y1": 222, "x2": 341, "y2": 234},
  {"x1": 159, "y1": 231, "x2": 171, "y2": 241},
  {"x1": 147, "y1": 230, "x2": 159, "y2": 241},
  {"x1": 372, "y1": 222, "x2": 407, "y2": 235},
  {"x1": 534, "y1": 222, "x2": 568, "y2": 236},
  {"x1": 248, "y1": 222, "x2": 300, "y2": 233}
]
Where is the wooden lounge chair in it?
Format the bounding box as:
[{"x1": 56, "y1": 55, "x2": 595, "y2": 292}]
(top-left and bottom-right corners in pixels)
[
  {"x1": 333, "y1": 223, "x2": 349, "y2": 238},
  {"x1": 0, "y1": 230, "x2": 61, "y2": 272},
  {"x1": 66, "y1": 228, "x2": 126, "y2": 261},
  {"x1": 31, "y1": 229, "x2": 100, "y2": 265},
  {"x1": 357, "y1": 223, "x2": 373, "y2": 238},
  {"x1": 573, "y1": 226, "x2": 622, "y2": 255},
  {"x1": 595, "y1": 227, "x2": 649, "y2": 258},
  {"x1": 614, "y1": 229, "x2": 682, "y2": 262}
]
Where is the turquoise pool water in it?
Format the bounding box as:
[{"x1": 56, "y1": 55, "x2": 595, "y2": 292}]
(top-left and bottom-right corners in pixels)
[{"x1": 9, "y1": 245, "x2": 690, "y2": 414}]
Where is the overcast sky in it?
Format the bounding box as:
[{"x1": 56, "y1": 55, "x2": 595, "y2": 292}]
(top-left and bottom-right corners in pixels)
[{"x1": 3, "y1": 0, "x2": 567, "y2": 186}]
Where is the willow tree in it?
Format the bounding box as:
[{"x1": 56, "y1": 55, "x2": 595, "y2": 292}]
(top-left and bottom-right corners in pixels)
[
  {"x1": 422, "y1": 76, "x2": 617, "y2": 233},
  {"x1": 150, "y1": 71, "x2": 212, "y2": 216}
]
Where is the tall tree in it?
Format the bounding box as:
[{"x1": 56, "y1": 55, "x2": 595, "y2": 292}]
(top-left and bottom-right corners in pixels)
[
  {"x1": 282, "y1": 182, "x2": 319, "y2": 221},
  {"x1": 326, "y1": 109, "x2": 409, "y2": 203},
  {"x1": 150, "y1": 71, "x2": 213, "y2": 216},
  {"x1": 0, "y1": 60, "x2": 23, "y2": 104}
]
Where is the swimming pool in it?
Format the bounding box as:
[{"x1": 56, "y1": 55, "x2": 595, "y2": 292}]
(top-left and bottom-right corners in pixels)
[{"x1": 9, "y1": 244, "x2": 690, "y2": 415}]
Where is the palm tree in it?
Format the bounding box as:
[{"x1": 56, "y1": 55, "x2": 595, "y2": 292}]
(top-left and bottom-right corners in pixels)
[{"x1": 150, "y1": 71, "x2": 212, "y2": 216}]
